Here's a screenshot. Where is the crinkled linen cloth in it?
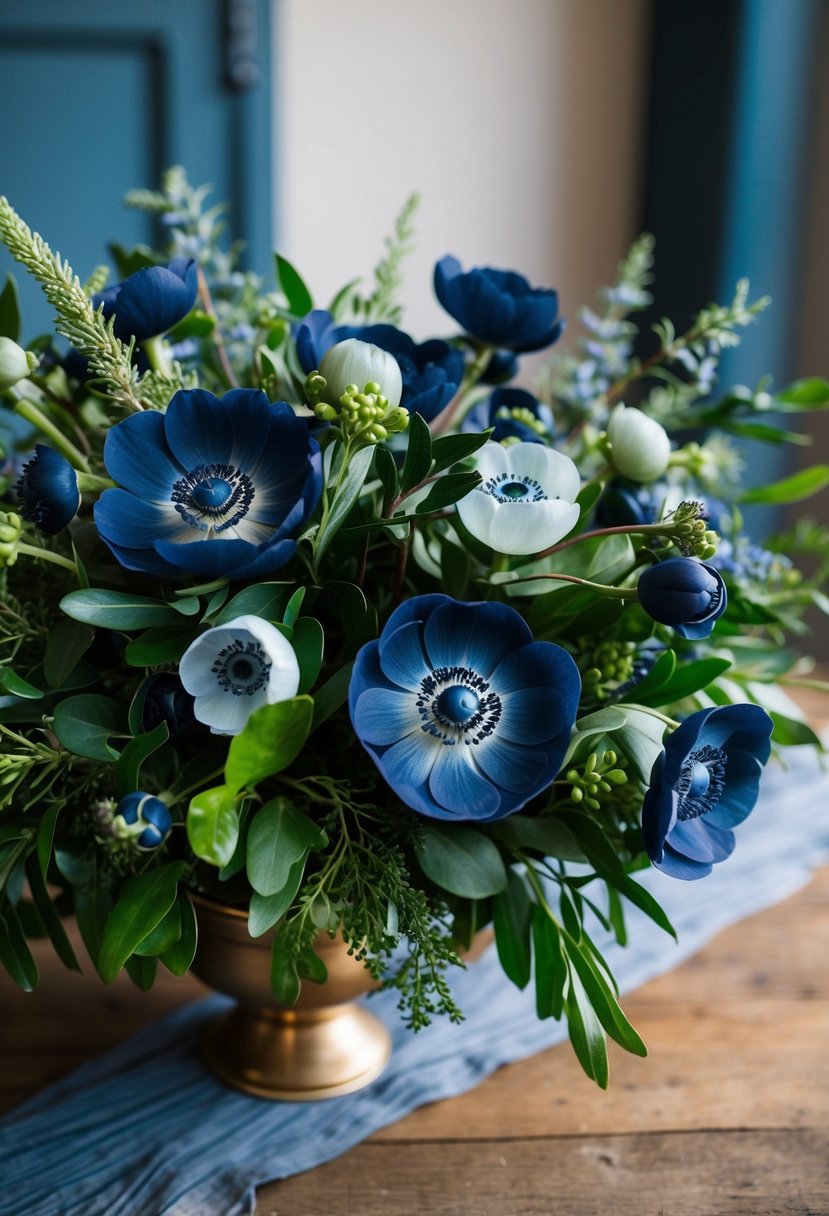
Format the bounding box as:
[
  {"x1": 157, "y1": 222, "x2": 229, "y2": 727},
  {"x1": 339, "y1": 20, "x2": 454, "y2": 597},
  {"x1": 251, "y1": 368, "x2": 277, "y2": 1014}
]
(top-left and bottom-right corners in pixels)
[{"x1": 1, "y1": 749, "x2": 828, "y2": 1216}]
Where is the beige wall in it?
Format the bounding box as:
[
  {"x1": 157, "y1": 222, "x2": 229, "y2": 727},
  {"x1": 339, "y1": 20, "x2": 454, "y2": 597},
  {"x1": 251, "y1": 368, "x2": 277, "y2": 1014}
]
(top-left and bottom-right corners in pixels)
[{"x1": 274, "y1": 0, "x2": 650, "y2": 344}]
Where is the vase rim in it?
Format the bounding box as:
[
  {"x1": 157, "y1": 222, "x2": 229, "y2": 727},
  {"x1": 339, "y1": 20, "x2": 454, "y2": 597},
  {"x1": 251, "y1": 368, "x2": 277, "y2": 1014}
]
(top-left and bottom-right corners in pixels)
[{"x1": 189, "y1": 888, "x2": 249, "y2": 921}]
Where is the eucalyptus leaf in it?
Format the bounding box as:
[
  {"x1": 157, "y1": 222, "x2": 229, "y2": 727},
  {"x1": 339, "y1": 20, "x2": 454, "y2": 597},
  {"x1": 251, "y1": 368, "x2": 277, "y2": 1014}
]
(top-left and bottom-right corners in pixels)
[
  {"x1": 416, "y1": 825, "x2": 507, "y2": 898},
  {"x1": 211, "y1": 582, "x2": 294, "y2": 626},
  {"x1": 429, "y1": 429, "x2": 492, "y2": 474},
  {"x1": 53, "y1": 694, "x2": 125, "y2": 761},
  {"x1": 124, "y1": 954, "x2": 157, "y2": 990},
  {"x1": 125, "y1": 624, "x2": 197, "y2": 667},
  {"x1": 493, "y1": 870, "x2": 532, "y2": 989},
  {"x1": 160, "y1": 891, "x2": 198, "y2": 976},
  {"x1": 43, "y1": 619, "x2": 95, "y2": 688},
  {"x1": 225, "y1": 696, "x2": 314, "y2": 793},
  {"x1": 415, "y1": 470, "x2": 482, "y2": 514},
  {"x1": 248, "y1": 856, "x2": 306, "y2": 937},
  {"x1": 60, "y1": 589, "x2": 182, "y2": 630},
  {"x1": 115, "y1": 721, "x2": 169, "y2": 797},
  {"x1": 532, "y1": 906, "x2": 565, "y2": 1020},
  {"x1": 187, "y1": 785, "x2": 239, "y2": 867},
  {"x1": 246, "y1": 798, "x2": 326, "y2": 897},
  {"x1": 0, "y1": 670, "x2": 42, "y2": 699},
  {"x1": 311, "y1": 661, "x2": 354, "y2": 730},
  {"x1": 25, "y1": 856, "x2": 80, "y2": 971},
  {"x1": 564, "y1": 936, "x2": 647, "y2": 1057}
]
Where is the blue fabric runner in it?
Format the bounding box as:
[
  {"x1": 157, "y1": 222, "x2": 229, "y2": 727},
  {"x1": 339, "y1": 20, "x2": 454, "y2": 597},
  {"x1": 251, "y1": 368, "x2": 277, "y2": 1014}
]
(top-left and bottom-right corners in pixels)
[{"x1": 2, "y1": 749, "x2": 828, "y2": 1216}]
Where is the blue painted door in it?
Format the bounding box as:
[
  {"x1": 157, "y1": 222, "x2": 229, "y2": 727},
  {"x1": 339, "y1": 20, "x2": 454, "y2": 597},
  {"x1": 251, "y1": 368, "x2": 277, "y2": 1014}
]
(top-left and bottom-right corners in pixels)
[{"x1": 0, "y1": 0, "x2": 272, "y2": 336}]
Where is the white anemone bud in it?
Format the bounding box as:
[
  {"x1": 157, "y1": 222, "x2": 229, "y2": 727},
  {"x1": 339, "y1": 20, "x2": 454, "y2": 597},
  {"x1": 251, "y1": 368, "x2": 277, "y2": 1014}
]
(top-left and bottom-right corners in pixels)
[
  {"x1": 319, "y1": 338, "x2": 403, "y2": 408},
  {"x1": 0, "y1": 337, "x2": 38, "y2": 393},
  {"x1": 607, "y1": 404, "x2": 671, "y2": 483}
]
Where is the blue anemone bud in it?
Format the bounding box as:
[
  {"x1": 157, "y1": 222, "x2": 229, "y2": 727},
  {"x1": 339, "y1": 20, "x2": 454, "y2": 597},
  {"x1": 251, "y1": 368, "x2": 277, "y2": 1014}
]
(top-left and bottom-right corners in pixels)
[
  {"x1": 16, "y1": 445, "x2": 81, "y2": 535},
  {"x1": 641, "y1": 704, "x2": 773, "y2": 880},
  {"x1": 94, "y1": 258, "x2": 198, "y2": 343},
  {"x1": 637, "y1": 558, "x2": 727, "y2": 640},
  {"x1": 434, "y1": 256, "x2": 565, "y2": 353},
  {"x1": 116, "y1": 791, "x2": 172, "y2": 850}
]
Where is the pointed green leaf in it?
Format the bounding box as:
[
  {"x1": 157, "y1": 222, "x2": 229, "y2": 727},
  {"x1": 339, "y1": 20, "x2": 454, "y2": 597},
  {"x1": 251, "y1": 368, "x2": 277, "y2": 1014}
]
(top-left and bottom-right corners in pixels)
[
  {"x1": 493, "y1": 869, "x2": 532, "y2": 989},
  {"x1": 275, "y1": 253, "x2": 313, "y2": 317},
  {"x1": 97, "y1": 861, "x2": 186, "y2": 983},
  {"x1": 416, "y1": 824, "x2": 508, "y2": 898},
  {"x1": 246, "y1": 797, "x2": 326, "y2": 897},
  {"x1": 160, "y1": 891, "x2": 198, "y2": 976}
]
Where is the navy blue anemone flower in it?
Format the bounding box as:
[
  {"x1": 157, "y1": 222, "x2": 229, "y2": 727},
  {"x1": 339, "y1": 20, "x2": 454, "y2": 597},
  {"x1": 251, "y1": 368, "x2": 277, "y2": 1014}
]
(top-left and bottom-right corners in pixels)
[
  {"x1": 94, "y1": 388, "x2": 323, "y2": 580},
  {"x1": 349, "y1": 594, "x2": 581, "y2": 822},
  {"x1": 358, "y1": 325, "x2": 464, "y2": 422},
  {"x1": 294, "y1": 309, "x2": 356, "y2": 373},
  {"x1": 595, "y1": 478, "x2": 664, "y2": 529},
  {"x1": 94, "y1": 258, "x2": 198, "y2": 343},
  {"x1": 434, "y1": 256, "x2": 565, "y2": 353},
  {"x1": 642, "y1": 704, "x2": 773, "y2": 880},
  {"x1": 462, "y1": 387, "x2": 554, "y2": 444},
  {"x1": 116, "y1": 791, "x2": 173, "y2": 850},
  {"x1": 637, "y1": 558, "x2": 727, "y2": 640},
  {"x1": 17, "y1": 445, "x2": 80, "y2": 535}
]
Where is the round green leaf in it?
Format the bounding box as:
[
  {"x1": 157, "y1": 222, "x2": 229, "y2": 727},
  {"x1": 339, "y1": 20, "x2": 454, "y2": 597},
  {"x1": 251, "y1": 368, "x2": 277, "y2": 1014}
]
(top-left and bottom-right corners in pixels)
[{"x1": 416, "y1": 824, "x2": 508, "y2": 898}]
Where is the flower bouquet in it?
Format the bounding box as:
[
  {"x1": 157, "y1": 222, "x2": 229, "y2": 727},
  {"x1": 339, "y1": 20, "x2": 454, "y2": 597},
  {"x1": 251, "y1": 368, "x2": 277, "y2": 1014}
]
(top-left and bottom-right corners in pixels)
[{"x1": 1, "y1": 168, "x2": 827, "y2": 1092}]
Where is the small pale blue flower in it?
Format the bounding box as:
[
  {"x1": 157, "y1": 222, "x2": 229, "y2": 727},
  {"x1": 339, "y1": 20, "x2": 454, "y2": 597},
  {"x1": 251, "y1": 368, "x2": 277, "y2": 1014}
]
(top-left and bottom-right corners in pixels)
[{"x1": 349, "y1": 594, "x2": 581, "y2": 822}]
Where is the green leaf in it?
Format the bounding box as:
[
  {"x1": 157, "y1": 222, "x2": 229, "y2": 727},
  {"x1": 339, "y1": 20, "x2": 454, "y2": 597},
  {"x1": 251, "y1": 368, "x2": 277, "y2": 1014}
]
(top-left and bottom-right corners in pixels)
[
  {"x1": 124, "y1": 954, "x2": 157, "y2": 990},
  {"x1": 493, "y1": 870, "x2": 532, "y2": 989},
  {"x1": 610, "y1": 706, "x2": 666, "y2": 783},
  {"x1": 628, "y1": 658, "x2": 731, "y2": 707},
  {"x1": 248, "y1": 856, "x2": 306, "y2": 936},
  {"x1": 37, "y1": 804, "x2": 61, "y2": 880},
  {"x1": 374, "y1": 442, "x2": 399, "y2": 508},
  {"x1": 416, "y1": 824, "x2": 508, "y2": 898},
  {"x1": 125, "y1": 624, "x2": 197, "y2": 667},
  {"x1": 721, "y1": 420, "x2": 811, "y2": 446},
  {"x1": 0, "y1": 273, "x2": 21, "y2": 342},
  {"x1": 55, "y1": 845, "x2": 95, "y2": 886},
  {"x1": 561, "y1": 705, "x2": 628, "y2": 767},
  {"x1": 246, "y1": 797, "x2": 326, "y2": 897},
  {"x1": 0, "y1": 669, "x2": 42, "y2": 699},
  {"x1": 25, "y1": 856, "x2": 80, "y2": 971},
  {"x1": 558, "y1": 812, "x2": 676, "y2": 940},
  {"x1": 53, "y1": 694, "x2": 125, "y2": 761},
  {"x1": 492, "y1": 815, "x2": 586, "y2": 862},
  {"x1": 166, "y1": 309, "x2": 215, "y2": 340},
  {"x1": 225, "y1": 696, "x2": 314, "y2": 792},
  {"x1": 738, "y1": 465, "x2": 829, "y2": 505},
  {"x1": 270, "y1": 933, "x2": 301, "y2": 1005},
  {"x1": 399, "y1": 411, "x2": 433, "y2": 493},
  {"x1": 621, "y1": 649, "x2": 676, "y2": 704},
  {"x1": 115, "y1": 721, "x2": 169, "y2": 797},
  {"x1": 293, "y1": 617, "x2": 324, "y2": 693},
  {"x1": 607, "y1": 886, "x2": 628, "y2": 947},
  {"x1": 275, "y1": 253, "x2": 313, "y2": 317},
  {"x1": 283, "y1": 586, "x2": 306, "y2": 628},
  {"x1": 134, "y1": 897, "x2": 182, "y2": 957},
  {"x1": 297, "y1": 944, "x2": 328, "y2": 984},
  {"x1": 97, "y1": 861, "x2": 186, "y2": 983},
  {"x1": 575, "y1": 480, "x2": 604, "y2": 524},
  {"x1": 769, "y1": 712, "x2": 823, "y2": 747},
  {"x1": 43, "y1": 618, "x2": 95, "y2": 688},
  {"x1": 74, "y1": 886, "x2": 112, "y2": 970},
  {"x1": 211, "y1": 581, "x2": 294, "y2": 626},
  {"x1": 0, "y1": 903, "x2": 38, "y2": 991},
  {"x1": 565, "y1": 963, "x2": 609, "y2": 1088},
  {"x1": 564, "y1": 937, "x2": 647, "y2": 1057},
  {"x1": 532, "y1": 906, "x2": 565, "y2": 1020},
  {"x1": 187, "y1": 785, "x2": 240, "y2": 867},
  {"x1": 160, "y1": 891, "x2": 198, "y2": 976},
  {"x1": 311, "y1": 661, "x2": 353, "y2": 730},
  {"x1": 315, "y1": 444, "x2": 375, "y2": 560},
  {"x1": 415, "y1": 470, "x2": 482, "y2": 514},
  {"x1": 60, "y1": 589, "x2": 182, "y2": 630},
  {"x1": 429, "y1": 429, "x2": 491, "y2": 475},
  {"x1": 775, "y1": 377, "x2": 829, "y2": 408}
]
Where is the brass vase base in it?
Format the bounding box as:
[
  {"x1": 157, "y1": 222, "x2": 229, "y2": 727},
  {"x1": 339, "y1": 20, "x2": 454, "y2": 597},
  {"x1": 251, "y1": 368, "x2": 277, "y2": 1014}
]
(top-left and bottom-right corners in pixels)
[{"x1": 200, "y1": 1002, "x2": 392, "y2": 1101}]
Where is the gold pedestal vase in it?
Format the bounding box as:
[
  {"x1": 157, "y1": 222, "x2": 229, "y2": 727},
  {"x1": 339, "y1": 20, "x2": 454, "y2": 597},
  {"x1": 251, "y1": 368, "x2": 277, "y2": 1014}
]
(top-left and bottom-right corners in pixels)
[{"x1": 190, "y1": 894, "x2": 392, "y2": 1101}]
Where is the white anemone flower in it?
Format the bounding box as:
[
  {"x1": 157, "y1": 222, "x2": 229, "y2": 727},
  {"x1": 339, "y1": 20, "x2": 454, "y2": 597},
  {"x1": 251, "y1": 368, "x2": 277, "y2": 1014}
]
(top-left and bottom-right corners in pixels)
[
  {"x1": 179, "y1": 614, "x2": 300, "y2": 736},
  {"x1": 457, "y1": 441, "x2": 581, "y2": 556}
]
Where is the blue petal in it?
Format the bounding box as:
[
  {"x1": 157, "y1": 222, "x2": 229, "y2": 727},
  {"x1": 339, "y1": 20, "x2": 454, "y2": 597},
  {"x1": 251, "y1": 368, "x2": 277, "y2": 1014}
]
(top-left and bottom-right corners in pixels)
[
  {"x1": 228, "y1": 537, "x2": 298, "y2": 580},
  {"x1": 378, "y1": 621, "x2": 431, "y2": 691},
  {"x1": 94, "y1": 489, "x2": 183, "y2": 548},
  {"x1": 154, "y1": 535, "x2": 260, "y2": 577},
  {"x1": 668, "y1": 818, "x2": 735, "y2": 864},
  {"x1": 641, "y1": 762, "x2": 677, "y2": 863},
  {"x1": 109, "y1": 262, "x2": 198, "y2": 342},
  {"x1": 381, "y1": 731, "x2": 442, "y2": 799},
  {"x1": 103, "y1": 411, "x2": 182, "y2": 502},
  {"x1": 475, "y1": 738, "x2": 547, "y2": 793},
  {"x1": 705, "y1": 751, "x2": 763, "y2": 828},
  {"x1": 353, "y1": 688, "x2": 421, "y2": 746},
  {"x1": 428, "y1": 742, "x2": 501, "y2": 818},
  {"x1": 653, "y1": 845, "x2": 712, "y2": 880},
  {"x1": 163, "y1": 389, "x2": 234, "y2": 469},
  {"x1": 489, "y1": 641, "x2": 581, "y2": 707},
  {"x1": 498, "y1": 685, "x2": 577, "y2": 746},
  {"x1": 423, "y1": 600, "x2": 533, "y2": 679},
  {"x1": 99, "y1": 536, "x2": 182, "y2": 579}
]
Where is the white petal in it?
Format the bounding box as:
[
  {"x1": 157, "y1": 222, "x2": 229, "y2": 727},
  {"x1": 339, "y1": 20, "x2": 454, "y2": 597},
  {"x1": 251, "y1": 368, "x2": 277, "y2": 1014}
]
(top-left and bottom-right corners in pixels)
[
  {"x1": 501, "y1": 443, "x2": 581, "y2": 504},
  {"x1": 486, "y1": 499, "x2": 580, "y2": 555},
  {"x1": 472, "y1": 440, "x2": 509, "y2": 481},
  {"x1": 179, "y1": 633, "x2": 223, "y2": 696},
  {"x1": 194, "y1": 690, "x2": 261, "y2": 736},
  {"x1": 456, "y1": 486, "x2": 498, "y2": 546}
]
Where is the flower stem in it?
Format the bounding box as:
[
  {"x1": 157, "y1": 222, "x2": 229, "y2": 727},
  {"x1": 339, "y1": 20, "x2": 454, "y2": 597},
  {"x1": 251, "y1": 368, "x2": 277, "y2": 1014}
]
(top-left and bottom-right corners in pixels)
[
  {"x1": 17, "y1": 542, "x2": 77, "y2": 574},
  {"x1": 431, "y1": 344, "x2": 493, "y2": 436},
  {"x1": 197, "y1": 267, "x2": 239, "y2": 389},
  {"x1": 76, "y1": 473, "x2": 115, "y2": 493},
  {"x1": 14, "y1": 399, "x2": 91, "y2": 473},
  {"x1": 535, "y1": 522, "x2": 667, "y2": 562},
  {"x1": 142, "y1": 336, "x2": 173, "y2": 376},
  {"x1": 496, "y1": 570, "x2": 637, "y2": 599}
]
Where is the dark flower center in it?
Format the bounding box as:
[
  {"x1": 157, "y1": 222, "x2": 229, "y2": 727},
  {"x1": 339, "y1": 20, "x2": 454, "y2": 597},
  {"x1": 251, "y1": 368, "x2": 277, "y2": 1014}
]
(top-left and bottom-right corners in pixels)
[
  {"x1": 171, "y1": 463, "x2": 255, "y2": 532},
  {"x1": 676, "y1": 744, "x2": 727, "y2": 820},
  {"x1": 417, "y1": 666, "x2": 502, "y2": 744},
  {"x1": 211, "y1": 638, "x2": 271, "y2": 695},
  {"x1": 481, "y1": 471, "x2": 548, "y2": 504}
]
